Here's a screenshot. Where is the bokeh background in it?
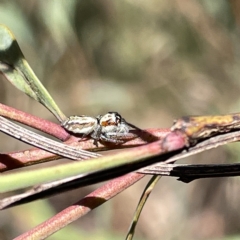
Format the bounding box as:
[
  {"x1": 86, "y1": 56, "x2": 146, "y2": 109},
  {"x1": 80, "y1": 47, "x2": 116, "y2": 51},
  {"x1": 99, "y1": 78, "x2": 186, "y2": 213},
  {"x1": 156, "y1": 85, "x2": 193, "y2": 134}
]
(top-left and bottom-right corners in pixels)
[{"x1": 0, "y1": 0, "x2": 240, "y2": 239}]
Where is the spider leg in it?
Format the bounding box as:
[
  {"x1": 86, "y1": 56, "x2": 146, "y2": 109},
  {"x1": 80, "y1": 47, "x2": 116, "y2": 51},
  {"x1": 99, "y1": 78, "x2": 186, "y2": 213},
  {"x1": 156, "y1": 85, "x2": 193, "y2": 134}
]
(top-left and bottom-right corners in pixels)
[
  {"x1": 90, "y1": 124, "x2": 102, "y2": 147},
  {"x1": 100, "y1": 132, "x2": 125, "y2": 144},
  {"x1": 77, "y1": 133, "x2": 89, "y2": 142}
]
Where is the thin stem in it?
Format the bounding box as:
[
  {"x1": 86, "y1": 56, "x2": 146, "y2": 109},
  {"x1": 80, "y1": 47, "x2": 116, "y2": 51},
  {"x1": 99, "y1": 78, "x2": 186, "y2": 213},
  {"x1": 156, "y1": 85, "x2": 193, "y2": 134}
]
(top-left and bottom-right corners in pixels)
[
  {"x1": 126, "y1": 175, "x2": 161, "y2": 240},
  {"x1": 139, "y1": 162, "x2": 240, "y2": 182}
]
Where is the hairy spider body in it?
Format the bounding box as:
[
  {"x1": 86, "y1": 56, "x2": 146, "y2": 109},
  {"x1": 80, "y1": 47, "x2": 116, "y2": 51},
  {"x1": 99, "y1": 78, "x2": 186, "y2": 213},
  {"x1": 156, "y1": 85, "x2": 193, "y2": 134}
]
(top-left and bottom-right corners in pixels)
[
  {"x1": 61, "y1": 116, "x2": 98, "y2": 136},
  {"x1": 62, "y1": 112, "x2": 131, "y2": 145}
]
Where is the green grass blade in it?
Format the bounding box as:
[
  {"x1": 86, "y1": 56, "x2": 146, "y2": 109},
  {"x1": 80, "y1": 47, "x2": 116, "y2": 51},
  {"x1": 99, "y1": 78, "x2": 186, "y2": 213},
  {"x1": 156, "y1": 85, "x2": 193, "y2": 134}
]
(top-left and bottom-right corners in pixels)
[{"x1": 0, "y1": 142, "x2": 164, "y2": 193}]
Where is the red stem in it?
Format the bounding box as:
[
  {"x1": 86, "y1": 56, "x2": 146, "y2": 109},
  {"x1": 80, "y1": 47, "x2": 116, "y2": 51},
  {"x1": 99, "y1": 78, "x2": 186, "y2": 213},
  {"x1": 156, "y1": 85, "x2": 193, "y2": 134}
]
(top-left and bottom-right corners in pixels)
[
  {"x1": 14, "y1": 173, "x2": 145, "y2": 240},
  {"x1": 0, "y1": 103, "x2": 69, "y2": 141}
]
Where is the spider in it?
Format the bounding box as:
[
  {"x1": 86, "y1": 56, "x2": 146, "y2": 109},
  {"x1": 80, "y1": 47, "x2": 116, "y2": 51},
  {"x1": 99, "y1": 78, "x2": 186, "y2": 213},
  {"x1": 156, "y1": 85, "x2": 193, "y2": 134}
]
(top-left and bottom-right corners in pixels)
[{"x1": 61, "y1": 112, "x2": 133, "y2": 145}]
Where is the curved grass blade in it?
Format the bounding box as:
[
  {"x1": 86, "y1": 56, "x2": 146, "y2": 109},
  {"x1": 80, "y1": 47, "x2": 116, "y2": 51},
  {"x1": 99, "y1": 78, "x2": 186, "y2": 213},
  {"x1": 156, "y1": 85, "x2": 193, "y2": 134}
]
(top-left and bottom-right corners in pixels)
[{"x1": 126, "y1": 176, "x2": 161, "y2": 240}]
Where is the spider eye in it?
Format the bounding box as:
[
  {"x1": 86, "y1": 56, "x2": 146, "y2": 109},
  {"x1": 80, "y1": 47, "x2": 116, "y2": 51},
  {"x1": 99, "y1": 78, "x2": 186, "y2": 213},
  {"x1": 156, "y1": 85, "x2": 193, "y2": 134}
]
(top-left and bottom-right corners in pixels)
[{"x1": 116, "y1": 114, "x2": 121, "y2": 122}]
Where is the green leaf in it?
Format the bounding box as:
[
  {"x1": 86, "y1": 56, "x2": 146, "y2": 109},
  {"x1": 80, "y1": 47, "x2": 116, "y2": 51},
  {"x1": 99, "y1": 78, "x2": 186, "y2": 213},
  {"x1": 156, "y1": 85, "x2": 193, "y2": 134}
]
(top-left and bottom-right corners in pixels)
[{"x1": 0, "y1": 24, "x2": 66, "y2": 122}]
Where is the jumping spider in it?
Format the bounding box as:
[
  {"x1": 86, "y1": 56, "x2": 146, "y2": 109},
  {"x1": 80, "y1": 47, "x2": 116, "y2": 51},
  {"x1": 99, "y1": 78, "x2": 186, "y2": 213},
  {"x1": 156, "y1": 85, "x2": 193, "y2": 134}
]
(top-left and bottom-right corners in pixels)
[{"x1": 61, "y1": 112, "x2": 133, "y2": 145}]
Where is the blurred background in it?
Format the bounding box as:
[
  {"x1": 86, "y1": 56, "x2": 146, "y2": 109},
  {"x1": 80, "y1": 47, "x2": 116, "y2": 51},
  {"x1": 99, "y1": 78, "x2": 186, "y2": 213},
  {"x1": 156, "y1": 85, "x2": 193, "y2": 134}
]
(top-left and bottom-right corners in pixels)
[{"x1": 0, "y1": 0, "x2": 240, "y2": 239}]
